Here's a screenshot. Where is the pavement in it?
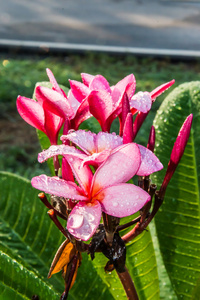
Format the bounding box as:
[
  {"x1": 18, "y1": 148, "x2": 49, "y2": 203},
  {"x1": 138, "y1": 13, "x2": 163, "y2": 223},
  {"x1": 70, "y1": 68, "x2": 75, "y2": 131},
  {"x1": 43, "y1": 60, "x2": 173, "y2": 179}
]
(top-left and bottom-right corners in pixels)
[{"x1": 0, "y1": 0, "x2": 200, "y2": 56}]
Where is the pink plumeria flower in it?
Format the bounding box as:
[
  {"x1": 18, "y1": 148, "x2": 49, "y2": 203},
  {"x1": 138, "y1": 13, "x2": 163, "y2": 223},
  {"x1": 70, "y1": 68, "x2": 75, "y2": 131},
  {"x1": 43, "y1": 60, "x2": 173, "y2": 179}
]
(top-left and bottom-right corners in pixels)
[
  {"x1": 68, "y1": 73, "x2": 136, "y2": 132},
  {"x1": 38, "y1": 130, "x2": 163, "y2": 177},
  {"x1": 35, "y1": 69, "x2": 92, "y2": 131},
  {"x1": 71, "y1": 73, "x2": 175, "y2": 130},
  {"x1": 32, "y1": 143, "x2": 151, "y2": 241}
]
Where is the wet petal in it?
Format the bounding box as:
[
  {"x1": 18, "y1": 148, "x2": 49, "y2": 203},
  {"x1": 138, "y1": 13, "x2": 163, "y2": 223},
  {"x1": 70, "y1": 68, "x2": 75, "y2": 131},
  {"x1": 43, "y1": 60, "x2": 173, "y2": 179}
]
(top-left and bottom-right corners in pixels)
[
  {"x1": 89, "y1": 75, "x2": 111, "y2": 93},
  {"x1": 81, "y1": 73, "x2": 95, "y2": 86},
  {"x1": 67, "y1": 200, "x2": 102, "y2": 241},
  {"x1": 65, "y1": 155, "x2": 93, "y2": 196},
  {"x1": 46, "y1": 68, "x2": 67, "y2": 97},
  {"x1": 61, "y1": 130, "x2": 96, "y2": 155},
  {"x1": 92, "y1": 143, "x2": 141, "y2": 194},
  {"x1": 38, "y1": 144, "x2": 86, "y2": 163},
  {"x1": 136, "y1": 145, "x2": 163, "y2": 176},
  {"x1": 112, "y1": 74, "x2": 136, "y2": 105},
  {"x1": 67, "y1": 90, "x2": 81, "y2": 117},
  {"x1": 69, "y1": 80, "x2": 90, "y2": 102},
  {"x1": 17, "y1": 96, "x2": 46, "y2": 133},
  {"x1": 150, "y1": 79, "x2": 175, "y2": 101},
  {"x1": 88, "y1": 90, "x2": 114, "y2": 127},
  {"x1": 97, "y1": 183, "x2": 150, "y2": 218},
  {"x1": 96, "y1": 132, "x2": 123, "y2": 152},
  {"x1": 130, "y1": 92, "x2": 152, "y2": 113},
  {"x1": 36, "y1": 86, "x2": 74, "y2": 119},
  {"x1": 81, "y1": 150, "x2": 111, "y2": 167},
  {"x1": 31, "y1": 175, "x2": 87, "y2": 201}
]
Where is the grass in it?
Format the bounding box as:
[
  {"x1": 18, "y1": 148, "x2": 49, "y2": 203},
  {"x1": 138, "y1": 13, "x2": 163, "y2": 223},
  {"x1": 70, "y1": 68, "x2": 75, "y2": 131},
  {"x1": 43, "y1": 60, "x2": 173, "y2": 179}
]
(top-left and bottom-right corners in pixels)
[{"x1": 0, "y1": 52, "x2": 200, "y2": 179}]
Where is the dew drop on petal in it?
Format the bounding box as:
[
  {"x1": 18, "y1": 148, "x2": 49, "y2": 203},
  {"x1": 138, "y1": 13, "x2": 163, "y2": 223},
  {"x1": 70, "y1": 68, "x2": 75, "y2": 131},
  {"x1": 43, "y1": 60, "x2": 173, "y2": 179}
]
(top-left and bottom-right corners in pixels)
[
  {"x1": 68, "y1": 213, "x2": 84, "y2": 229},
  {"x1": 113, "y1": 202, "x2": 118, "y2": 207}
]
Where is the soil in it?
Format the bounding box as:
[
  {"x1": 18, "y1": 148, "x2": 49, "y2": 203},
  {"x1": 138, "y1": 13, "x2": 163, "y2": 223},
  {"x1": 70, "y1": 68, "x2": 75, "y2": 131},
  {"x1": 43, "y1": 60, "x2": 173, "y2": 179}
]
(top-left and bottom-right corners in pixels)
[{"x1": 0, "y1": 112, "x2": 39, "y2": 152}]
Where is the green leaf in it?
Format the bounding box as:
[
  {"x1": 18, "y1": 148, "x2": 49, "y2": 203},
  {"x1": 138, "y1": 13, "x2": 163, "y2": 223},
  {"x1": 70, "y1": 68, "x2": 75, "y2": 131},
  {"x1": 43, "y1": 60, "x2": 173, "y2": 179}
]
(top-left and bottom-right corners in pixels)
[
  {"x1": 153, "y1": 82, "x2": 200, "y2": 299},
  {"x1": 0, "y1": 251, "x2": 59, "y2": 300}
]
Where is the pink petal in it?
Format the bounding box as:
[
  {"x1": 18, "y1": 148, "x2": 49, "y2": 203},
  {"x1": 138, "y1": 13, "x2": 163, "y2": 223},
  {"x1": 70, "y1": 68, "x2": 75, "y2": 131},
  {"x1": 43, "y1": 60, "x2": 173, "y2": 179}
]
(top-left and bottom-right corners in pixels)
[
  {"x1": 88, "y1": 90, "x2": 114, "y2": 129},
  {"x1": 17, "y1": 96, "x2": 46, "y2": 133},
  {"x1": 123, "y1": 113, "x2": 134, "y2": 144},
  {"x1": 46, "y1": 68, "x2": 67, "y2": 97},
  {"x1": 66, "y1": 155, "x2": 93, "y2": 196},
  {"x1": 112, "y1": 74, "x2": 136, "y2": 104},
  {"x1": 136, "y1": 145, "x2": 163, "y2": 176},
  {"x1": 92, "y1": 143, "x2": 141, "y2": 195},
  {"x1": 70, "y1": 97, "x2": 92, "y2": 130},
  {"x1": 150, "y1": 79, "x2": 175, "y2": 101},
  {"x1": 96, "y1": 183, "x2": 150, "y2": 217},
  {"x1": 69, "y1": 80, "x2": 90, "y2": 102},
  {"x1": 67, "y1": 200, "x2": 102, "y2": 241},
  {"x1": 96, "y1": 132, "x2": 123, "y2": 152},
  {"x1": 61, "y1": 130, "x2": 96, "y2": 155},
  {"x1": 31, "y1": 175, "x2": 87, "y2": 200},
  {"x1": 89, "y1": 75, "x2": 111, "y2": 93},
  {"x1": 81, "y1": 149, "x2": 111, "y2": 167},
  {"x1": 38, "y1": 144, "x2": 86, "y2": 163},
  {"x1": 67, "y1": 90, "x2": 81, "y2": 116},
  {"x1": 62, "y1": 157, "x2": 74, "y2": 182},
  {"x1": 81, "y1": 73, "x2": 95, "y2": 87},
  {"x1": 36, "y1": 86, "x2": 74, "y2": 119},
  {"x1": 43, "y1": 104, "x2": 64, "y2": 145},
  {"x1": 130, "y1": 92, "x2": 152, "y2": 113}
]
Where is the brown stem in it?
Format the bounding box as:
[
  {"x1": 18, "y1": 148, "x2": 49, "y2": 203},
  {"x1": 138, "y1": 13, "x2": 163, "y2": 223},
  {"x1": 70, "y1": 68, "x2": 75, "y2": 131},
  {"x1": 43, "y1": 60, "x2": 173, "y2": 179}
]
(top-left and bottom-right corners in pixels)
[
  {"x1": 116, "y1": 216, "x2": 141, "y2": 232},
  {"x1": 117, "y1": 266, "x2": 139, "y2": 300}
]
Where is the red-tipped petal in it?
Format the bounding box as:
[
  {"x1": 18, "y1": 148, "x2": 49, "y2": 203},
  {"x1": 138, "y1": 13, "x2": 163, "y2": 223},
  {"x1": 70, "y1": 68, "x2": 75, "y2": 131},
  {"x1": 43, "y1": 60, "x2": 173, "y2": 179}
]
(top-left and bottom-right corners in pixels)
[
  {"x1": 17, "y1": 96, "x2": 46, "y2": 133},
  {"x1": 88, "y1": 90, "x2": 114, "y2": 130},
  {"x1": 36, "y1": 86, "x2": 74, "y2": 119},
  {"x1": 81, "y1": 73, "x2": 95, "y2": 87},
  {"x1": 123, "y1": 113, "x2": 134, "y2": 144},
  {"x1": 67, "y1": 200, "x2": 102, "y2": 241},
  {"x1": 147, "y1": 126, "x2": 156, "y2": 152},
  {"x1": 89, "y1": 75, "x2": 111, "y2": 93},
  {"x1": 159, "y1": 114, "x2": 193, "y2": 197},
  {"x1": 97, "y1": 183, "x2": 150, "y2": 218},
  {"x1": 150, "y1": 79, "x2": 175, "y2": 101},
  {"x1": 62, "y1": 157, "x2": 74, "y2": 182},
  {"x1": 69, "y1": 80, "x2": 90, "y2": 102},
  {"x1": 46, "y1": 68, "x2": 67, "y2": 97}
]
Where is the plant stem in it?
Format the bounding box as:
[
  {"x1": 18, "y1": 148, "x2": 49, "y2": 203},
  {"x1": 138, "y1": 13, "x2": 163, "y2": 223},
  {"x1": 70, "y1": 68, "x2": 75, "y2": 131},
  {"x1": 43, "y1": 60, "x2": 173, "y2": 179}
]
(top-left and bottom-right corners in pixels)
[{"x1": 117, "y1": 266, "x2": 139, "y2": 300}]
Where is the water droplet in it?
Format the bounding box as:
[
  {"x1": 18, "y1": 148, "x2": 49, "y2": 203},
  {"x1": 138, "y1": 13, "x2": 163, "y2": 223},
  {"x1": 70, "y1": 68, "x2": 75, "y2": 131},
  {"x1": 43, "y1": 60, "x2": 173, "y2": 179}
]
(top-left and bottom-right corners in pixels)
[
  {"x1": 68, "y1": 213, "x2": 84, "y2": 229},
  {"x1": 113, "y1": 202, "x2": 118, "y2": 207}
]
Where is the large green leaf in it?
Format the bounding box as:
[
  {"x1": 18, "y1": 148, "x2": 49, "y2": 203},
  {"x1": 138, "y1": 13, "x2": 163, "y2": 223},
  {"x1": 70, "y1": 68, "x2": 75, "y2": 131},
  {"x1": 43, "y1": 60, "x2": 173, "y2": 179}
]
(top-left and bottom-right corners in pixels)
[{"x1": 153, "y1": 82, "x2": 200, "y2": 299}]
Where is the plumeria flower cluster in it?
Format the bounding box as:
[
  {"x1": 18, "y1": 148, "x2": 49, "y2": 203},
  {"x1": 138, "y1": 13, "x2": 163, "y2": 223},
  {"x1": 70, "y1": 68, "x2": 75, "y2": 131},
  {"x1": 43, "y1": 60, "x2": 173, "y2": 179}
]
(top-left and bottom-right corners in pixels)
[{"x1": 17, "y1": 69, "x2": 192, "y2": 299}]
